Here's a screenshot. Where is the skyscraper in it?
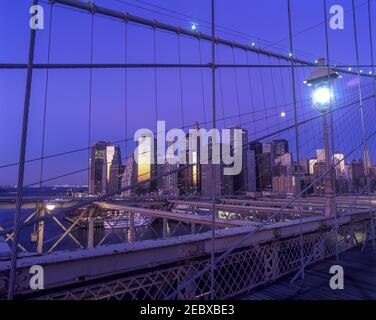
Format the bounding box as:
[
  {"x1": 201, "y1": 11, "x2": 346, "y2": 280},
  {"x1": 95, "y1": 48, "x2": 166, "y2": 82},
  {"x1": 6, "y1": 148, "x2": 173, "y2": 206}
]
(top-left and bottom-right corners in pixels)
[
  {"x1": 249, "y1": 141, "x2": 263, "y2": 191},
  {"x1": 179, "y1": 127, "x2": 201, "y2": 195},
  {"x1": 231, "y1": 127, "x2": 251, "y2": 194},
  {"x1": 333, "y1": 153, "x2": 345, "y2": 177},
  {"x1": 121, "y1": 155, "x2": 138, "y2": 197},
  {"x1": 271, "y1": 139, "x2": 289, "y2": 159},
  {"x1": 350, "y1": 159, "x2": 366, "y2": 192},
  {"x1": 134, "y1": 136, "x2": 158, "y2": 194},
  {"x1": 89, "y1": 141, "x2": 121, "y2": 195}
]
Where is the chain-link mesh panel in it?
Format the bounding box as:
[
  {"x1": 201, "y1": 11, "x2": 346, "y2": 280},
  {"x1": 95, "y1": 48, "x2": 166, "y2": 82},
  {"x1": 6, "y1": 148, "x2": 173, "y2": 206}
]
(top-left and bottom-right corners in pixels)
[{"x1": 21, "y1": 218, "x2": 370, "y2": 300}]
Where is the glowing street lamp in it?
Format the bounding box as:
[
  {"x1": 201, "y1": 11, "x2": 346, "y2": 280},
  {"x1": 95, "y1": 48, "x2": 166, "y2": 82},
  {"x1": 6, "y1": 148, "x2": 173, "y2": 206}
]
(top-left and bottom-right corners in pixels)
[
  {"x1": 304, "y1": 58, "x2": 340, "y2": 217},
  {"x1": 305, "y1": 58, "x2": 339, "y2": 113},
  {"x1": 45, "y1": 202, "x2": 56, "y2": 211}
]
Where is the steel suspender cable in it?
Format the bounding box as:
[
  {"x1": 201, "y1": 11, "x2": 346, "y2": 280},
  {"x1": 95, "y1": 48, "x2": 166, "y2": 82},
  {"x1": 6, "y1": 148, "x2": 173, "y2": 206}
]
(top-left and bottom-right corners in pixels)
[
  {"x1": 39, "y1": 2, "x2": 54, "y2": 188},
  {"x1": 153, "y1": 26, "x2": 159, "y2": 128},
  {"x1": 216, "y1": 43, "x2": 226, "y2": 128},
  {"x1": 257, "y1": 50, "x2": 269, "y2": 131},
  {"x1": 198, "y1": 36, "x2": 207, "y2": 124},
  {"x1": 124, "y1": 17, "x2": 128, "y2": 159},
  {"x1": 352, "y1": 0, "x2": 376, "y2": 249},
  {"x1": 177, "y1": 34, "x2": 185, "y2": 128},
  {"x1": 35, "y1": 0, "x2": 54, "y2": 258},
  {"x1": 7, "y1": 0, "x2": 38, "y2": 300},
  {"x1": 232, "y1": 46, "x2": 242, "y2": 126},
  {"x1": 323, "y1": 0, "x2": 340, "y2": 262},
  {"x1": 287, "y1": 0, "x2": 305, "y2": 280},
  {"x1": 367, "y1": 0, "x2": 376, "y2": 248},
  {"x1": 87, "y1": 7, "x2": 95, "y2": 192},
  {"x1": 210, "y1": 0, "x2": 216, "y2": 300},
  {"x1": 368, "y1": 0, "x2": 376, "y2": 108},
  {"x1": 245, "y1": 50, "x2": 256, "y2": 134}
]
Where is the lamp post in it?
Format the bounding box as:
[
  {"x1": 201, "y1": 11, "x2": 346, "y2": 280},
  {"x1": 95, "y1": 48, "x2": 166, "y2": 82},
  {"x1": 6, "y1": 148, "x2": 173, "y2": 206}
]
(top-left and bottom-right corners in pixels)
[{"x1": 305, "y1": 58, "x2": 340, "y2": 217}]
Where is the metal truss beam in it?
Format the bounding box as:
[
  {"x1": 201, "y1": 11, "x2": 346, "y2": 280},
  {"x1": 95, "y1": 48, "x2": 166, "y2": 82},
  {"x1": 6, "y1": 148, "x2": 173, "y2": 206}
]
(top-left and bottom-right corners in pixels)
[{"x1": 95, "y1": 202, "x2": 252, "y2": 227}]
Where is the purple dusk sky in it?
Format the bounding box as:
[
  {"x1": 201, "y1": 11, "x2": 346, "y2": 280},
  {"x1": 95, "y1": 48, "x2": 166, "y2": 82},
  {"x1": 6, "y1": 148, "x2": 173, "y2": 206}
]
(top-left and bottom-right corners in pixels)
[{"x1": 1, "y1": 0, "x2": 376, "y2": 186}]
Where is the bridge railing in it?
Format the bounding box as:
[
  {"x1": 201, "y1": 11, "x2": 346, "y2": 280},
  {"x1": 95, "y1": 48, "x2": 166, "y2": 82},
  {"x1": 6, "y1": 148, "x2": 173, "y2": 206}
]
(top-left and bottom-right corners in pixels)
[{"x1": 0, "y1": 209, "x2": 372, "y2": 300}]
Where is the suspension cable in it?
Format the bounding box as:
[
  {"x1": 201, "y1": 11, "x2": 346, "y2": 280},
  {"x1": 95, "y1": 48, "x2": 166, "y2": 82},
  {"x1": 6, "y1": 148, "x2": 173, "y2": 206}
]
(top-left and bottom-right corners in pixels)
[
  {"x1": 198, "y1": 36, "x2": 207, "y2": 124},
  {"x1": 232, "y1": 46, "x2": 242, "y2": 126},
  {"x1": 216, "y1": 43, "x2": 226, "y2": 128},
  {"x1": 321, "y1": 0, "x2": 340, "y2": 263},
  {"x1": 177, "y1": 32, "x2": 185, "y2": 127},
  {"x1": 87, "y1": 9, "x2": 95, "y2": 192},
  {"x1": 39, "y1": 2, "x2": 54, "y2": 187},
  {"x1": 153, "y1": 25, "x2": 159, "y2": 128},
  {"x1": 287, "y1": 0, "x2": 305, "y2": 280},
  {"x1": 352, "y1": 0, "x2": 376, "y2": 248},
  {"x1": 7, "y1": 0, "x2": 39, "y2": 301},
  {"x1": 124, "y1": 16, "x2": 128, "y2": 158}
]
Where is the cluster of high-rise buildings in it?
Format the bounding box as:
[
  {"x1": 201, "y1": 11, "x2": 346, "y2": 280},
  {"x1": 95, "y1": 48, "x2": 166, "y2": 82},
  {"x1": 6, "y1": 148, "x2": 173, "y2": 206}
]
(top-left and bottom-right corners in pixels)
[{"x1": 88, "y1": 128, "x2": 375, "y2": 198}]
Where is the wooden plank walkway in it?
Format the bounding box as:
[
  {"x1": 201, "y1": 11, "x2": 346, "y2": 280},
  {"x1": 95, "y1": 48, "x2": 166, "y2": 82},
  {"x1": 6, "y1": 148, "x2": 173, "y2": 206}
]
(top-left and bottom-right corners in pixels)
[{"x1": 245, "y1": 245, "x2": 376, "y2": 300}]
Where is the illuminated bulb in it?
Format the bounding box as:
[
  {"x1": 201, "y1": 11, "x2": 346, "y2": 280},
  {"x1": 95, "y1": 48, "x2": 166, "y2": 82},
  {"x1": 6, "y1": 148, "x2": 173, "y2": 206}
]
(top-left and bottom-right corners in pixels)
[
  {"x1": 289, "y1": 52, "x2": 293, "y2": 57},
  {"x1": 348, "y1": 67, "x2": 352, "y2": 71},
  {"x1": 251, "y1": 42, "x2": 256, "y2": 47},
  {"x1": 191, "y1": 23, "x2": 197, "y2": 31},
  {"x1": 280, "y1": 112, "x2": 286, "y2": 118},
  {"x1": 360, "y1": 70, "x2": 363, "y2": 73},
  {"x1": 314, "y1": 86, "x2": 331, "y2": 106},
  {"x1": 45, "y1": 203, "x2": 56, "y2": 211}
]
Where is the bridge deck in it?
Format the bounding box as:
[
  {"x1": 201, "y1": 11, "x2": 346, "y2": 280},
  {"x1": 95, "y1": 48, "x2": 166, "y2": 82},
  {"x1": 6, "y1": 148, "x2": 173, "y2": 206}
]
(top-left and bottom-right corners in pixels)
[{"x1": 245, "y1": 245, "x2": 376, "y2": 300}]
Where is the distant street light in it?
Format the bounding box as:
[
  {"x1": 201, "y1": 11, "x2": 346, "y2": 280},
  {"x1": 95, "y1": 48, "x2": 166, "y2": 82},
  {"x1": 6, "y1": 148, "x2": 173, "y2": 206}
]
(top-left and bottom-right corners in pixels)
[
  {"x1": 45, "y1": 202, "x2": 56, "y2": 211},
  {"x1": 305, "y1": 58, "x2": 340, "y2": 217},
  {"x1": 190, "y1": 22, "x2": 198, "y2": 31}
]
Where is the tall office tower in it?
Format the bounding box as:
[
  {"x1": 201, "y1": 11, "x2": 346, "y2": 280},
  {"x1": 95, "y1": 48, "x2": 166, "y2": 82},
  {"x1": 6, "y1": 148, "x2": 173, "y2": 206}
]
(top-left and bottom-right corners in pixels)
[
  {"x1": 364, "y1": 148, "x2": 372, "y2": 175},
  {"x1": 299, "y1": 158, "x2": 310, "y2": 175},
  {"x1": 179, "y1": 127, "x2": 201, "y2": 196},
  {"x1": 199, "y1": 131, "x2": 220, "y2": 197},
  {"x1": 245, "y1": 146, "x2": 257, "y2": 193},
  {"x1": 108, "y1": 150, "x2": 123, "y2": 195},
  {"x1": 135, "y1": 136, "x2": 158, "y2": 194},
  {"x1": 230, "y1": 126, "x2": 251, "y2": 194},
  {"x1": 249, "y1": 141, "x2": 263, "y2": 191},
  {"x1": 272, "y1": 152, "x2": 297, "y2": 196},
  {"x1": 273, "y1": 152, "x2": 293, "y2": 176},
  {"x1": 333, "y1": 153, "x2": 345, "y2": 177},
  {"x1": 121, "y1": 155, "x2": 138, "y2": 197},
  {"x1": 160, "y1": 162, "x2": 179, "y2": 196},
  {"x1": 316, "y1": 149, "x2": 326, "y2": 162},
  {"x1": 89, "y1": 141, "x2": 121, "y2": 195},
  {"x1": 271, "y1": 139, "x2": 289, "y2": 159},
  {"x1": 350, "y1": 159, "x2": 366, "y2": 192},
  {"x1": 257, "y1": 140, "x2": 289, "y2": 193},
  {"x1": 313, "y1": 161, "x2": 327, "y2": 195},
  {"x1": 201, "y1": 162, "x2": 222, "y2": 197},
  {"x1": 309, "y1": 158, "x2": 318, "y2": 175},
  {"x1": 159, "y1": 140, "x2": 179, "y2": 196},
  {"x1": 258, "y1": 152, "x2": 273, "y2": 191},
  {"x1": 262, "y1": 143, "x2": 272, "y2": 154},
  {"x1": 272, "y1": 175, "x2": 298, "y2": 196}
]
